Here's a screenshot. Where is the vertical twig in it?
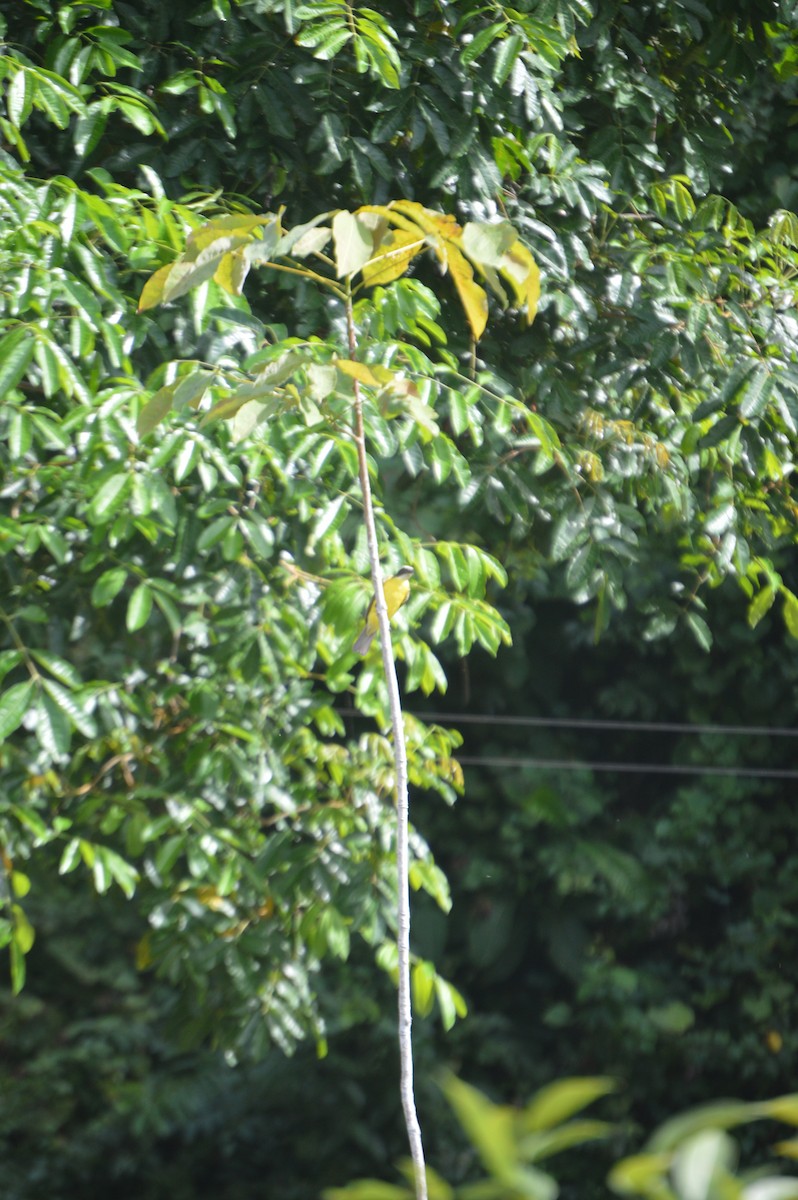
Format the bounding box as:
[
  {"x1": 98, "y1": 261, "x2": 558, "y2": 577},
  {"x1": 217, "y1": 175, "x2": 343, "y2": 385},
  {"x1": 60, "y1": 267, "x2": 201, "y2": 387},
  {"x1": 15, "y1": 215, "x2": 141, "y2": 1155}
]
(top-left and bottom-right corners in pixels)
[{"x1": 345, "y1": 282, "x2": 428, "y2": 1200}]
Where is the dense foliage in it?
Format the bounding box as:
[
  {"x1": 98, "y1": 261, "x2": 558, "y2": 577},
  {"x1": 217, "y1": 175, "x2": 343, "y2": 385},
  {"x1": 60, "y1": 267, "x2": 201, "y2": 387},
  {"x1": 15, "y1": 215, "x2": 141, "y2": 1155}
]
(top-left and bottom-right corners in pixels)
[
  {"x1": 2, "y1": 0, "x2": 798, "y2": 1196},
  {"x1": 329, "y1": 1074, "x2": 798, "y2": 1200}
]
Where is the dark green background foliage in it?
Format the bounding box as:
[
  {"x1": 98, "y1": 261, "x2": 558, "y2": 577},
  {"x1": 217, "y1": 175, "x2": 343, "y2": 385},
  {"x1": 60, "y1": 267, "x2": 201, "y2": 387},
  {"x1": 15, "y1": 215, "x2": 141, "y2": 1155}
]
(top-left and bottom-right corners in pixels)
[{"x1": 1, "y1": 0, "x2": 798, "y2": 1196}]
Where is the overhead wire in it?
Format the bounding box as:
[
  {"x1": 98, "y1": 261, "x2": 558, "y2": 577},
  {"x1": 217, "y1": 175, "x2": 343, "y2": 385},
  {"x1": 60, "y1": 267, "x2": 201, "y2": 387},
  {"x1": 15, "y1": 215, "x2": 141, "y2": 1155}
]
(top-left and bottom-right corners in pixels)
[
  {"x1": 408, "y1": 711, "x2": 798, "y2": 738},
  {"x1": 337, "y1": 708, "x2": 798, "y2": 779},
  {"x1": 455, "y1": 756, "x2": 798, "y2": 780}
]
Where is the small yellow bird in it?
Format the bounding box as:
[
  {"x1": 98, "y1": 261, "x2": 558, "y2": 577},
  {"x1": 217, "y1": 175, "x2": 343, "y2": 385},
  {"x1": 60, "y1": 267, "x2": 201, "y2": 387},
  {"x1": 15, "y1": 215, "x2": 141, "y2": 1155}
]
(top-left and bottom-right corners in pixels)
[{"x1": 353, "y1": 565, "x2": 415, "y2": 655}]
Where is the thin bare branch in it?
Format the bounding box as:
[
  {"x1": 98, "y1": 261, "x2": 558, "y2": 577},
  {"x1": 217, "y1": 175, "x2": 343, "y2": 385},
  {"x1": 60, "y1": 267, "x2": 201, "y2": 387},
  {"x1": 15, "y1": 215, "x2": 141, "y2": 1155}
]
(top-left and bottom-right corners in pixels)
[{"x1": 345, "y1": 279, "x2": 428, "y2": 1200}]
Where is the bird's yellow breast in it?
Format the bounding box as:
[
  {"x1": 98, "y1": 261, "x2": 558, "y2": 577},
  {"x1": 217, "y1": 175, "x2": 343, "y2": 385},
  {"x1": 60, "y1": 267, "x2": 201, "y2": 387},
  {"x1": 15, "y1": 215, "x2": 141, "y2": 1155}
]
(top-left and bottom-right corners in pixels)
[{"x1": 383, "y1": 575, "x2": 412, "y2": 618}]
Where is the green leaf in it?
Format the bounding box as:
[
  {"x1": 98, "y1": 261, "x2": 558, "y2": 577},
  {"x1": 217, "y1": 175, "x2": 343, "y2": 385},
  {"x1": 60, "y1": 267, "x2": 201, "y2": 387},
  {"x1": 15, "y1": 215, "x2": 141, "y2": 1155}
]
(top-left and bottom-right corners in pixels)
[
  {"x1": 30, "y1": 650, "x2": 83, "y2": 688},
  {"x1": 39, "y1": 525, "x2": 68, "y2": 564},
  {"x1": 685, "y1": 611, "x2": 712, "y2": 651},
  {"x1": 93, "y1": 845, "x2": 139, "y2": 898},
  {"x1": 59, "y1": 838, "x2": 82, "y2": 875},
  {"x1": 783, "y1": 590, "x2": 798, "y2": 639},
  {"x1": 411, "y1": 959, "x2": 437, "y2": 1016},
  {"x1": 42, "y1": 678, "x2": 96, "y2": 737},
  {"x1": 738, "y1": 363, "x2": 773, "y2": 421},
  {"x1": 39, "y1": 691, "x2": 72, "y2": 759},
  {"x1": 493, "y1": 32, "x2": 524, "y2": 85},
  {"x1": 12, "y1": 905, "x2": 35, "y2": 954},
  {"x1": 307, "y1": 494, "x2": 349, "y2": 552},
  {"x1": 0, "y1": 328, "x2": 36, "y2": 396},
  {"x1": 0, "y1": 681, "x2": 35, "y2": 740},
  {"x1": 608, "y1": 1152, "x2": 673, "y2": 1195},
  {"x1": 11, "y1": 871, "x2": 31, "y2": 898},
  {"x1": 551, "y1": 512, "x2": 588, "y2": 562},
  {"x1": 127, "y1": 582, "x2": 154, "y2": 631},
  {"x1": 649, "y1": 1100, "x2": 762, "y2": 1152},
  {"x1": 197, "y1": 515, "x2": 235, "y2": 551},
  {"x1": 748, "y1": 583, "x2": 777, "y2": 628},
  {"x1": 693, "y1": 361, "x2": 755, "y2": 420},
  {"x1": 9, "y1": 410, "x2": 32, "y2": 458},
  {"x1": 91, "y1": 566, "x2": 128, "y2": 607},
  {"x1": 461, "y1": 21, "x2": 505, "y2": 66},
  {"x1": 522, "y1": 1078, "x2": 616, "y2": 1132},
  {"x1": 319, "y1": 908, "x2": 350, "y2": 960},
  {"x1": 7, "y1": 68, "x2": 33, "y2": 127},
  {"x1": 704, "y1": 503, "x2": 735, "y2": 537},
  {"x1": 324, "y1": 1183, "x2": 411, "y2": 1200},
  {"x1": 648, "y1": 1001, "x2": 695, "y2": 1034},
  {"x1": 442, "y1": 1074, "x2": 555, "y2": 1193},
  {"x1": 88, "y1": 472, "x2": 132, "y2": 523},
  {"x1": 428, "y1": 600, "x2": 454, "y2": 644},
  {"x1": 74, "y1": 105, "x2": 108, "y2": 156},
  {"x1": 433, "y1": 975, "x2": 467, "y2": 1031}
]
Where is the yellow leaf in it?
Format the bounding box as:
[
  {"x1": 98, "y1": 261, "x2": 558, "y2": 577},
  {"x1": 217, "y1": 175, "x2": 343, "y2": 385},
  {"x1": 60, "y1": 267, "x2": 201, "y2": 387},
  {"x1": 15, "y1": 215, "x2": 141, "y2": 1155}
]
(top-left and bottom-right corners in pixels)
[
  {"x1": 775, "y1": 1139, "x2": 798, "y2": 1159},
  {"x1": 185, "y1": 214, "x2": 273, "y2": 259},
  {"x1": 499, "y1": 240, "x2": 541, "y2": 324},
  {"x1": 336, "y1": 360, "x2": 396, "y2": 388},
  {"x1": 441, "y1": 1073, "x2": 520, "y2": 1179},
  {"x1": 136, "y1": 933, "x2": 153, "y2": 970},
  {"x1": 608, "y1": 1152, "x2": 672, "y2": 1196},
  {"x1": 332, "y1": 210, "x2": 375, "y2": 277},
  {"x1": 446, "y1": 242, "x2": 488, "y2": 340},
  {"x1": 379, "y1": 202, "x2": 491, "y2": 338},
  {"x1": 763, "y1": 1095, "x2": 798, "y2": 1125},
  {"x1": 362, "y1": 229, "x2": 425, "y2": 286},
  {"x1": 12, "y1": 904, "x2": 35, "y2": 953},
  {"x1": 391, "y1": 200, "x2": 461, "y2": 243},
  {"x1": 335, "y1": 360, "x2": 385, "y2": 387},
  {"x1": 214, "y1": 249, "x2": 251, "y2": 295},
  {"x1": 137, "y1": 262, "x2": 172, "y2": 312}
]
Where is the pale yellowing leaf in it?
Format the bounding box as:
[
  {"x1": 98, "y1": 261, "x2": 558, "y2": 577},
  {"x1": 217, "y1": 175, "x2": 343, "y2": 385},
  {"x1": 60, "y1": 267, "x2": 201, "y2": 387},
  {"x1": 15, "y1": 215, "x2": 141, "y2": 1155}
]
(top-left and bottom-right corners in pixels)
[
  {"x1": 332, "y1": 209, "x2": 375, "y2": 277},
  {"x1": 362, "y1": 229, "x2": 424, "y2": 286},
  {"x1": 461, "y1": 220, "x2": 517, "y2": 266},
  {"x1": 214, "y1": 249, "x2": 251, "y2": 295},
  {"x1": 445, "y1": 242, "x2": 489, "y2": 340},
  {"x1": 608, "y1": 1152, "x2": 672, "y2": 1195},
  {"x1": 137, "y1": 262, "x2": 172, "y2": 311},
  {"x1": 500, "y1": 240, "x2": 541, "y2": 324},
  {"x1": 136, "y1": 383, "x2": 177, "y2": 435}
]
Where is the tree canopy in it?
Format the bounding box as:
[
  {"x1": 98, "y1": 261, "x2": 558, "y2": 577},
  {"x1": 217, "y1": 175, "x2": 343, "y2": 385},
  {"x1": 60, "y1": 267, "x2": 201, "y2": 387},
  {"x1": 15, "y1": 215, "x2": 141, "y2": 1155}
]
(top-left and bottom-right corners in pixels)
[{"x1": 2, "y1": 0, "x2": 798, "y2": 1196}]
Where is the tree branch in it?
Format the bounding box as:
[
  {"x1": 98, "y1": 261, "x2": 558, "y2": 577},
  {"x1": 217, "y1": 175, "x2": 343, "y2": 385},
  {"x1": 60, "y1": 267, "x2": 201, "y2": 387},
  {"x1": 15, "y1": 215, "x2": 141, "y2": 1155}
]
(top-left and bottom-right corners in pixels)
[{"x1": 345, "y1": 280, "x2": 428, "y2": 1200}]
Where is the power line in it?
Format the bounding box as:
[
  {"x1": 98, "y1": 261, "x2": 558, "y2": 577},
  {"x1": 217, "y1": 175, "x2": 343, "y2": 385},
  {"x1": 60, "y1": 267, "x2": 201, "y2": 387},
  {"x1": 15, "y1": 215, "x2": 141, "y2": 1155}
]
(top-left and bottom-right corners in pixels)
[
  {"x1": 413, "y1": 712, "x2": 798, "y2": 738},
  {"x1": 338, "y1": 708, "x2": 798, "y2": 778},
  {"x1": 340, "y1": 706, "x2": 798, "y2": 738},
  {"x1": 456, "y1": 756, "x2": 798, "y2": 780}
]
